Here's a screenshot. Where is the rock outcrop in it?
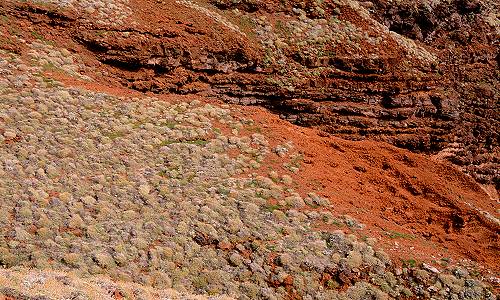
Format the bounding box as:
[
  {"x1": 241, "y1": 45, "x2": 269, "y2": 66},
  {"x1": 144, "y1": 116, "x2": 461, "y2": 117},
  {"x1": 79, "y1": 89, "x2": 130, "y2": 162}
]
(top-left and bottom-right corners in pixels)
[{"x1": 2, "y1": 0, "x2": 497, "y2": 187}]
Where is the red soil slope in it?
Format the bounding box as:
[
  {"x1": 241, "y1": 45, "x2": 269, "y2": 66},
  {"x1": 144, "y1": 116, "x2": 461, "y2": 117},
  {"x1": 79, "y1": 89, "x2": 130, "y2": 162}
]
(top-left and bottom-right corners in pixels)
[
  {"x1": 1, "y1": 0, "x2": 497, "y2": 278},
  {"x1": 242, "y1": 106, "x2": 499, "y2": 273},
  {"x1": 50, "y1": 70, "x2": 500, "y2": 275}
]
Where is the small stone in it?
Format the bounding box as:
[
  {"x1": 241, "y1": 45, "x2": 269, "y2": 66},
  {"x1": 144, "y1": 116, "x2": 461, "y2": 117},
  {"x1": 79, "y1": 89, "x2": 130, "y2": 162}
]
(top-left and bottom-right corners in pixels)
[
  {"x1": 282, "y1": 175, "x2": 293, "y2": 185},
  {"x1": 81, "y1": 196, "x2": 96, "y2": 206},
  {"x1": 229, "y1": 253, "x2": 243, "y2": 266},
  {"x1": 46, "y1": 165, "x2": 59, "y2": 177},
  {"x1": 69, "y1": 214, "x2": 84, "y2": 228},
  {"x1": 139, "y1": 184, "x2": 150, "y2": 196},
  {"x1": 60, "y1": 48, "x2": 71, "y2": 57},
  {"x1": 63, "y1": 253, "x2": 82, "y2": 267},
  {"x1": 36, "y1": 168, "x2": 46, "y2": 177},
  {"x1": 59, "y1": 192, "x2": 72, "y2": 202},
  {"x1": 366, "y1": 237, "x2": 377, "y2": 246},
  {"x1": 347, "y1": 251, "x2": 363, "y2": 268},
  {"x1": 422, "y1": 263, "x2": 440, "y2": 274},
  {"x1": 3, "y1": 130, "x2": 16, "y2": 139},
  {"x1": 56, "y1": 90, "x2": 72, "y2": 100}
]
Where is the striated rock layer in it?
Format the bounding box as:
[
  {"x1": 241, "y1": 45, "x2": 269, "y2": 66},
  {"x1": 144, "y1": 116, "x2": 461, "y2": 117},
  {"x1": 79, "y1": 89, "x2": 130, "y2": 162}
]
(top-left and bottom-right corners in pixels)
[
  {"x1": 0, "y1": 1, "x2": 499, "y2": 299},
  {"x1": 2, "y1": 0, "x2": 498, "y2": 188}
]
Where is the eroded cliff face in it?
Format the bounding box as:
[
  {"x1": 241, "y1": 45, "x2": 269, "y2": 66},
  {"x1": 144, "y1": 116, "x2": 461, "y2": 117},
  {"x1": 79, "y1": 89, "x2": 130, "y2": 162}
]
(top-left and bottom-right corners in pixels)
[
  {"x1": 0, "y1": 1, "x2": 499, "y2": 299},
  {"x1": 1, "y1": 0, "x2": 498, "y2": 187}
]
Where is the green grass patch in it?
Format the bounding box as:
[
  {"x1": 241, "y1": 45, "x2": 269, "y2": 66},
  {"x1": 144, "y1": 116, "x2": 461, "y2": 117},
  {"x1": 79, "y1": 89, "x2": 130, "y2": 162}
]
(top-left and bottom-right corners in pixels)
[
  {"x1": 255, "y1": 190, "x2": 270, "y2": 199},
  {"x1": 39, "y1": 75, "x2": 58, "y2": 87},
  {"x1": 386, "y1": 230, "x2": 415, "y2": 240},
  {"x1": 95, "y1": 30, "x2": 107, "y2": 37},
  {"x1": 8, "y1": 27, "x2": 21, "y2": 37},
  {"x1": 159, "y1": 140, "x2": 176, "y2": 147},
  {"x1": 192, "y1": 276, "x2": 208, "y2": 291},
  {"x1": 325, "y1": 279, "x2": 339, "y2": 289},
  {"x1": 275, "y1": 19, "x2": 292, "y2": 37},
  {"x1": 238, "y1": 15, "x2": 256, "y2": 38},
  {"x1": 185, "y1": 173, "x2": 196, "y2": 182},
  {"x1": 266, "y1": 244, "x2": 276, "y2": 251},
  {"x1": 132, "y1": 121, "x2": 146, "y2": 129},
  {"x1": 247, "y1": 178, "x2": 258, "y2": 188},
  {"x1": 264, "y1": 204, "x2": 281, "y2": 212},
  {"x1": 32, "y1": 30, "x2": 44, "y2": 40},
  {"x1": 160, "y1": 121, "x2": 177, "y2": 129},
  {"x1": 160, "y1": 139, "x2": 209, "y2": 147},
  {"x1": 157, "y1": 170, "x2": 169, "y2": 178},
  {"x1": 331, "y1": 219, "x2": 344, "y2": 227},
  {"x1": 0, "y1": 36, "x2": 14, "y2": 47},
  {"x1": 186, "y1": 139, "x2": 209, "y2": 146},
  {"x1": 104, "y1": 132, "x2": 125, "y2": 140},
  {"x1": 277, "y1": 227, "x2": 286, "y2": 235},
  {"x1": 439, "y1": 257, "x2": 450, "y2": 266},
  {"x1": 31, "y1": 30, "x2": 55, "y2": 46},
  {"x1": 42, "y1": 62, "x2": 59, "y2": 72},
  {"x1": 246, "y1": 125, "x2": 262, "y2": 133},
  {"x1": 216, "y1": 187, "x2": 230, "y2": 196},
  {"x1": 290, "y1": 154, "x2": 304, "y2": 168},
  {"x1": 402, "y1": 258, "x2": 417, "y2": 268}
]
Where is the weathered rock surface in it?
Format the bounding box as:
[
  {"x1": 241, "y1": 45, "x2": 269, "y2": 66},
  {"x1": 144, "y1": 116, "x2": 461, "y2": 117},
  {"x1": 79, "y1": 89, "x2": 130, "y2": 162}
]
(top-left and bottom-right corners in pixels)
[
  {"x1": 2, "y1": 0, "x2": 497, "y2": 188},
  {"x1": 0, "y1": 1, "x2": 499, "y2": 298}
]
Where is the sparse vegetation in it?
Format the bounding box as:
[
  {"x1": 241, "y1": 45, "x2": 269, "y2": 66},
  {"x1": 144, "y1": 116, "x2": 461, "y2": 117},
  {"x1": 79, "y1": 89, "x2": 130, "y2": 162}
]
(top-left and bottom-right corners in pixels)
[
  {"x1": 386, "y1": 230, "x2": 416, "y2": 240},
  {"x1": 264, "y1": 204, "x2": 281, "y2": 212},
  {"x1": 402, "y1": 258, "x2": 418, "y2": 268},
  {"x1": 238, "y1": 15, "x2": 256, "y2": 37},
  {"x1": 0, "y1": 0, "x2": 497, "y2": 299},
  {"x1": 31, "y1": 30, "x2": 44, "y2": 40},
  {"x1": 104, "y1": 131, "x2": 125, "y2": 140},
  {"x1": 161, "y1": 120, "x2": 177, "y2": 129}
]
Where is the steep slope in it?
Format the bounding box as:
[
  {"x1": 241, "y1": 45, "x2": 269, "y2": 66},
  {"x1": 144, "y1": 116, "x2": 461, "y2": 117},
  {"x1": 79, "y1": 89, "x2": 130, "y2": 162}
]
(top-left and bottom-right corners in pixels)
[
  {"x1": 0, "y1": 0, "x2": 498, "y2": 299},
  {"x1": 1, "y1": 0, "x2": 498, "y2": 188}
]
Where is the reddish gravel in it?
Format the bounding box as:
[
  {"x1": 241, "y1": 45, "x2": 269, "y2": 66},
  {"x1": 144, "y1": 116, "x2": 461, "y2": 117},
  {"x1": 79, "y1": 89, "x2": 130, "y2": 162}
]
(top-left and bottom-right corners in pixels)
[{"x1": 238, "y1": 106, "x2": 499, "y2": 273}]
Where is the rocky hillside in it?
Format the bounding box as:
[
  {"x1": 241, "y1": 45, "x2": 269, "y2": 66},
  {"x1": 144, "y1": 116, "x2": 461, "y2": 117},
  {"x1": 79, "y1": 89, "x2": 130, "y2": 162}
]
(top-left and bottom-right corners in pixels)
[
  {"x1": 1, "y1": 0, "x2": 497, "y2": 188},
  {"x1": 0, "y1": 0, "x2": 498, "y2": 299}
]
